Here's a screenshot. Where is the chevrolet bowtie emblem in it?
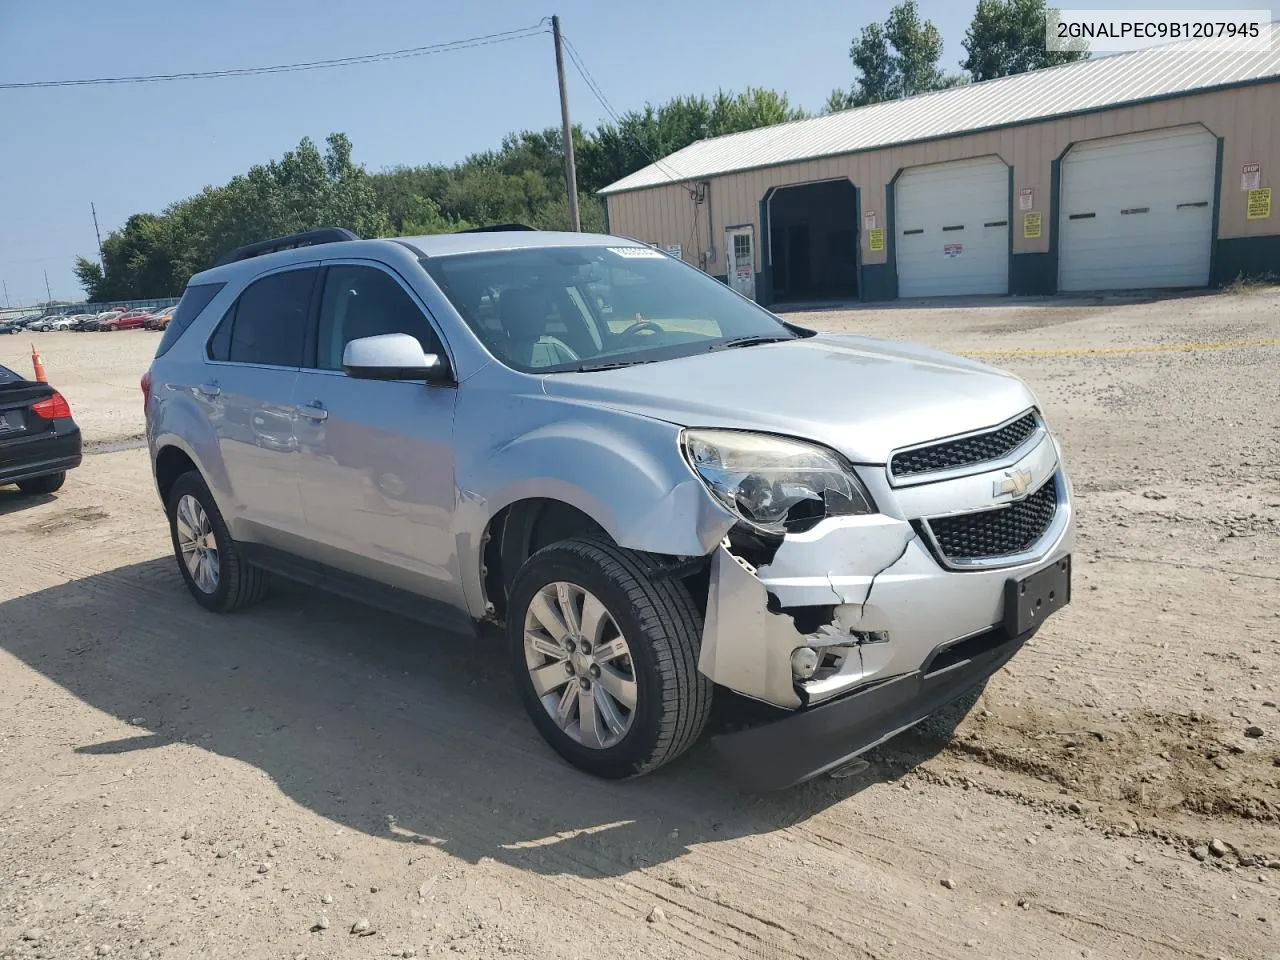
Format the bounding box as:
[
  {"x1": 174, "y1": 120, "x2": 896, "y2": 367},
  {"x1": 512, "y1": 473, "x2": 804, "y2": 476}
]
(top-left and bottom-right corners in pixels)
[{"x1": 994, "y1": 467, "x2": 1034, "y2": 500}]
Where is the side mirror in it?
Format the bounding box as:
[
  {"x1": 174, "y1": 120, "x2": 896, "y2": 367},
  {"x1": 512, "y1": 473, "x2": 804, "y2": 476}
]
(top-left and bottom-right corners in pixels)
[{"x1": 342, "y1": 333, "x2": 452, "y2": 384}]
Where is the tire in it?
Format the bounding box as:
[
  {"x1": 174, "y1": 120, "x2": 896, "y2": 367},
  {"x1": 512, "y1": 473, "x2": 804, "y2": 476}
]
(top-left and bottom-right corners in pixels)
[
  {"x1": 166, "y1": 470, "x2": 269, "y2": 613},
  {"x1": 507, "y1": 537, "x2": 713, "y2": 780},
  {"x1": 16, "y1": 471, "x2": 66, "y2": 494}
]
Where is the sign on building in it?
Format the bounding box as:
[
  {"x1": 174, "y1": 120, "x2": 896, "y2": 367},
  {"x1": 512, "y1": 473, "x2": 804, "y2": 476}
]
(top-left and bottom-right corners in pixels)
[
  {"x1": 1242, "y1": 162, "x2": 1261, "y2": 191},
  {"x1": 1247, "y1": 188, "x2": 1272, "y2": 220},
  {"x1": 1018, "y1": 187, "x2": 1034, "y2": 211},
  {"x1": 867, "y1": 228, "x2": 885, "y2": 252},
  {"x1": 1023, "y1": 211, "x2": 1043, "y2": 238}
]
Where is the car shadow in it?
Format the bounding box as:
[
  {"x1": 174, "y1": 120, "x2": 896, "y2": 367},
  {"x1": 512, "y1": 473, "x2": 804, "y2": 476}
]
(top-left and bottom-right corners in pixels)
[
  {"x1": 0, "y1": 488, "x2": 57, "y2": 516},
  {"x1": 0, "y1": 557, "x2": 978, "y2": 878}
]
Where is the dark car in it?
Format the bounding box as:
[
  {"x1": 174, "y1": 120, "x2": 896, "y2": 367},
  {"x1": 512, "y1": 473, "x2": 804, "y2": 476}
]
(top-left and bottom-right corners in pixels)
[
  {"x1": 145, "y1": 306, "x2": 176, "y2": 330},
  {"x1": 0, "y1": 363, "x2": 82, "y2": 494},
  {"x1": 0, "y1": 319, "x2": 23, "y2": 335}
]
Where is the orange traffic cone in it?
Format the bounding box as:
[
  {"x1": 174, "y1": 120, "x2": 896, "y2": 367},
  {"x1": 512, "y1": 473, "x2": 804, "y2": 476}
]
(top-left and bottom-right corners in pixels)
[{"x1": 31, "y1": 344, "x2": 48, "y2": 383}]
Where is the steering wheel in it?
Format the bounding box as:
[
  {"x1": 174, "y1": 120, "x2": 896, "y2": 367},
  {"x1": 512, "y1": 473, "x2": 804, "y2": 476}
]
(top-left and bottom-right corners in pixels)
[{"x1": 618, "y1": 320, "x2": 665, "y2": 341}]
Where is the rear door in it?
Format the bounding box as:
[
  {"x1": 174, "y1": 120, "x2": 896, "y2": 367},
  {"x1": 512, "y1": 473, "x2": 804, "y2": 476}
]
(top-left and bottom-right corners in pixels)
[
  {"x1": 200, "y1": 265, "x2": 317, "y2": 545},
  {"x1": 291, "y1": 261, "x2": 461, "y2": 605}
]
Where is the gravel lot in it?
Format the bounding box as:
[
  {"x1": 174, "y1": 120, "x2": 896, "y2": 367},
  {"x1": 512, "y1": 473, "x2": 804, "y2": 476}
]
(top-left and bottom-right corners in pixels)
[{"x1": 2, "y1": 288, "x2": 1278, "y2": 960}]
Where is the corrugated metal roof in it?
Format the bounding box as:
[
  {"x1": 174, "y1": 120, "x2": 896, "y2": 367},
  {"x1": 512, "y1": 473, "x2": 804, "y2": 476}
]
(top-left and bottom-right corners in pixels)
[{"x1": 599, "y1": 25, "x2": 1280, "y2": 195}]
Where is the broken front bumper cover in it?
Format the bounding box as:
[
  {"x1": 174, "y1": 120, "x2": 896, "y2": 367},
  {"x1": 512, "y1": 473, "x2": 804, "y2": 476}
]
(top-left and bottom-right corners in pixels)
[{"x1": 711, "y1": 623, "x2": 1034, "y2": 793}]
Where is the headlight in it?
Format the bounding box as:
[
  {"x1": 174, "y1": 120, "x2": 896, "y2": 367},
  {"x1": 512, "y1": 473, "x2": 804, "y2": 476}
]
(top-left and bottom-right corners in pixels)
[{"x1": 681, "y1": 429, "x2": 876, "y2": 534}]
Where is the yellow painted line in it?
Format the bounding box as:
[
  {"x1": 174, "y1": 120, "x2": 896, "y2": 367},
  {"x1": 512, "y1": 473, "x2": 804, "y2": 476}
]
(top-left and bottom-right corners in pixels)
[{"x1": 963, "y1": 338, "x2": 1280, "y2": 358}]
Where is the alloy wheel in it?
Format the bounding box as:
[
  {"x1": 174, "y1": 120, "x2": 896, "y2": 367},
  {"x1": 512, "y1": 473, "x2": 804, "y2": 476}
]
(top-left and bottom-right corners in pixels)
[
  {"x1": 523, "y1": 581, "x2": 637, "y2": 749},
  {"x1": 176, "y1": 494, "x2": 220, "y2": 594}
]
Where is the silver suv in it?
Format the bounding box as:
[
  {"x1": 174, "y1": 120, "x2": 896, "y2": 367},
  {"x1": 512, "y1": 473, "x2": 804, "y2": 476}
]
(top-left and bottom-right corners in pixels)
[{"x1": 144, "y1": 227, "x2": 1073, "y2": 791}]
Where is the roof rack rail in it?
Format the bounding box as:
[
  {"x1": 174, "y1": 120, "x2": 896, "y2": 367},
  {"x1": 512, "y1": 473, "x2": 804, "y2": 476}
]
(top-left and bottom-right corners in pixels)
[
  {"x1": 454, "y1": 223, "x2": 536, "y2": 233},
  {"x1": 212, "y1": 227, "x2": 360, "y2": 267}
]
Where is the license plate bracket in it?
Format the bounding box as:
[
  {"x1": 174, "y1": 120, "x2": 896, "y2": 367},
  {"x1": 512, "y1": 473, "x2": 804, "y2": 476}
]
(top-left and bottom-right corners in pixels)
[
  {"x1": 0, "y1": 411, "x2": 25, "y2": 435},
  {"x1": 1004, "y1": 555, "x2": 1071, "y2": 637}
]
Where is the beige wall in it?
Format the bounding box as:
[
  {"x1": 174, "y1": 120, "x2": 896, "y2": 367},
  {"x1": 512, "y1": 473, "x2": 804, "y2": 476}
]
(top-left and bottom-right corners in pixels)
[{"x1": 604, "y1": 83, "x2": 1280, "y2": 273}]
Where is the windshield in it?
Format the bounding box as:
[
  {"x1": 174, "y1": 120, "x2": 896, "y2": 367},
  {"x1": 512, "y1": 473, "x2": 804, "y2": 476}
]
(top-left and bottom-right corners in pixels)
[{"x1": 420, "y1": 245, "x2": 805, "y2": 373}]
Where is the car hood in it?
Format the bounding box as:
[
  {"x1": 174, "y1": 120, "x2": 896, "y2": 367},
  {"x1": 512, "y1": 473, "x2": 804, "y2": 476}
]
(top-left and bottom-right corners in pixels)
[{"x1": 540, "y1": 333, "x2": 1037, "y2": 464}]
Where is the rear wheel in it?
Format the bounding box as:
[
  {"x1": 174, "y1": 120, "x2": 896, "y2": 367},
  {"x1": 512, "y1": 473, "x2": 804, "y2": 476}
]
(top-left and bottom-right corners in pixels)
[
  {"x1": 507, "y1": 537, "x2": 712, "y2": 780},
  {"x1": 166, "y1": 470, "x2": 268, "y2": 613},
  {"x1": 16, "y1": 471, "x2": 66, "y2": 494}
]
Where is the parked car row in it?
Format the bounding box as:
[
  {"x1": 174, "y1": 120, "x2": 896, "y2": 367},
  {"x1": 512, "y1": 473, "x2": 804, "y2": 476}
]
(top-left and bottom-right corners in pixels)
[{"x1": 0, "y1": 306, "x2": 176, "y2": 334}]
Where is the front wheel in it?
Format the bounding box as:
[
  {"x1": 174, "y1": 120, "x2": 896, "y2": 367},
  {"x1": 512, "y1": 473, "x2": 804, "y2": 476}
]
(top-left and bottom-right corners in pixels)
[{"x1": 507, "y1": 537, "x2": 712, "y2": 780}]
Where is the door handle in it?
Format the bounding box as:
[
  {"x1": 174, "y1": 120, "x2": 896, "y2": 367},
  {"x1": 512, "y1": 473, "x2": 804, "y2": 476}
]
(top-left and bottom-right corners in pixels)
[
  {"x1": 295, "y1": 402, "x2": 328, "y2": 421},
  {"x1": 196, "y1": 383, "x2": 221, "y2": 398}
]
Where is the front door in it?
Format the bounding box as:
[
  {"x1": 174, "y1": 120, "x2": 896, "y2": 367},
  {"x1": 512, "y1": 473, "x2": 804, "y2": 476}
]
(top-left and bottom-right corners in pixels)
[
  {"x1": 291, "y1": 261, "x2": 462, "y2": 607},
  {"x1": 725, "y1": 226, "x2": 756, "y2": 301}
]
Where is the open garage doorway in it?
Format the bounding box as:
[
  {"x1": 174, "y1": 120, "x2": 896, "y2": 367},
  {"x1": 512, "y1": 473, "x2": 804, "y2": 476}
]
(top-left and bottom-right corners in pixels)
[{"x1": 767, "y1": 180, "x2": 859, "y2": 303}]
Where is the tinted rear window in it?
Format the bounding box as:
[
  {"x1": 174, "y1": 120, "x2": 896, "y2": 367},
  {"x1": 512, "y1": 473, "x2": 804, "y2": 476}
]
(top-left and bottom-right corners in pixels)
[
  {"x1": 225, "y1": 268, "x2": 316, "y2": 367},
  {"x1": 0, "y1": 364, "x2": 21, "y2": 385},
  {"x1": 155, "y1": 282, "x2": 226, "y2": 357}
]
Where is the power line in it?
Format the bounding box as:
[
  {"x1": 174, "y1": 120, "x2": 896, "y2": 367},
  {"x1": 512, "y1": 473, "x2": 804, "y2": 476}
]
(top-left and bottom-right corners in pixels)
[
  {"x1": 560, "y1": 32, "x2": 705, "y2": 259},
  {"x1": 559, "y1": 34, "x2": 688, "y2": 188},
  {"x1": 0, "y1": 23, "x2": 549, "y2": 90},
  {"x1": 559, "y1": 36, "x2": 623, "y2": 127}
]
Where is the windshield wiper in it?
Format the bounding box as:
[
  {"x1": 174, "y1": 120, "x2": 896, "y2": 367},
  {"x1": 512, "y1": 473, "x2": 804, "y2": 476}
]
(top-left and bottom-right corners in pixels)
[
  {"x1": 711, "y1": 335, "x2": 796, "y2": 351},
  {"x1": 567, "y1": 358, "x2": 661, "y2": 372}
]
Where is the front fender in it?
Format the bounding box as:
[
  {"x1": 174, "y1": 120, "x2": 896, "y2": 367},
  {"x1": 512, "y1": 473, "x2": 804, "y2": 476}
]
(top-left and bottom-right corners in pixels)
[{"x1": 453, "y1": 392, "x2": 736, "y2": 618}]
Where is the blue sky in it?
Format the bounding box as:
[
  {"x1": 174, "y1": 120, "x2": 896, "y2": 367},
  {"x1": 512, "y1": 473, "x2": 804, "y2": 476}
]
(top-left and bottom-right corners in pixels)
[{"x1": 0, "y1": 0, "x2": 1229, "y2": 305}]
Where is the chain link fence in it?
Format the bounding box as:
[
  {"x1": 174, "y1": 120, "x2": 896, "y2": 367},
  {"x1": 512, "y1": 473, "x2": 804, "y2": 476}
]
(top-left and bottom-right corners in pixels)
[{"x1": 1, "y1": 297, "x2": 182, "y2": 321}]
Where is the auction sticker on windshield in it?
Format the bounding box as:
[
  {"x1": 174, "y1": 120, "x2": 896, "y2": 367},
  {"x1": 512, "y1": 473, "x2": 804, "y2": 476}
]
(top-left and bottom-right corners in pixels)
[{"x1": 609, "y1": 247, "x2": 665, "y2": 259}]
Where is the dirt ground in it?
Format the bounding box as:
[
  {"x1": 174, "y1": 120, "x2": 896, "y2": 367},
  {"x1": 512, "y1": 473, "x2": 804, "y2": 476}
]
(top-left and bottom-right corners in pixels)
[{"x1": 2, "y1": 289, "x2": 1278, "y2": 960}]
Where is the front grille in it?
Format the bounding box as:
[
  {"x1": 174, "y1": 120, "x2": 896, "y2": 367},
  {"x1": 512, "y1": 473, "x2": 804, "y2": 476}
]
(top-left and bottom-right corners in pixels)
[
  {"x1": 891, "y1": 411, "x2": 1039, "y2": 479},
  {"x1": 927, "y1": 478, "x2": 1058, "y2": 562}
]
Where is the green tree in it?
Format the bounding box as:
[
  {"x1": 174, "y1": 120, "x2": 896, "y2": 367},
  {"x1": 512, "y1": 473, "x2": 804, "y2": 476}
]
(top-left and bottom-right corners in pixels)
[
  {"x1": 709, "y1": 87, "x2": 806, "y2": 134},
  {"x1": 91, "y1": 132, "x2": 390, "y2": 297},
  {"x1": 371, "y1": 165, "x2": 455, "y2": 233},
  {"x1": 577, "y1": 88, "x2": 803, "y2": 192},
  {"x1": 961, "y1": 0, "x2": 1088, "y2": 81},
  {"x1": 78, "y1": 88, "x2": 810, "y2": 299},
  {"x1": 397, "y1": 195, "x2": 474, "y2": 236},
  {"x1": 91, "y1": 213, "x2": 181, "y2": 300},
  {"x1": 73, "y1": 257, "x2": 106, "y2": 301},
  {"x1": 823, "y1": 88, "x2": 857, "y2": 114},
  {"x1": 830, "y1": 1, "x2": 964, "y2": 107}
]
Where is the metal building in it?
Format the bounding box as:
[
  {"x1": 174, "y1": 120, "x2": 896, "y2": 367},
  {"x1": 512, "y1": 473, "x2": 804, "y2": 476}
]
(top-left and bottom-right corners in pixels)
[{"x1": 598, "y1": 28, "x2": 1280, "y2": 304}]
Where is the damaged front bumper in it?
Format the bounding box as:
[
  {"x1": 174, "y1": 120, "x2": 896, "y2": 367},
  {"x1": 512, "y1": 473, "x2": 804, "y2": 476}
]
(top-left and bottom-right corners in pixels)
[
  {"x1": 712, "y1": 623, "x2": 1036, "y2": 792},
  {"x1": 696, "y1": 440, "x2": 1073, "y2": 790}
]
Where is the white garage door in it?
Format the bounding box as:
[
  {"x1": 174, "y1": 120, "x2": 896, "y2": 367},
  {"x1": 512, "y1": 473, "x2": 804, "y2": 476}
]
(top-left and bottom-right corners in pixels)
[
  {"x1": 895, "y1": 156, "x2": 1009, "y2": 298},
  {"x1": 1059, "y1": 125, "x2": 1216, "y2": 292}
]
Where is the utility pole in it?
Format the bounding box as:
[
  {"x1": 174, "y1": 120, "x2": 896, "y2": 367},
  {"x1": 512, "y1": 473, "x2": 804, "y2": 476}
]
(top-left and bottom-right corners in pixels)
[
  {"x1": 2, "y1": 280, "x2": 9, "y2": 308},
  {"x1": 44, "y1": 269, "x2": 53, "y2": 307},
  {"x1": 91, "y1": 202, "x2": 106, "y2": 275},
  {"x1": 551, "y1": 15, "x2": 581, "y2": 232}
]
